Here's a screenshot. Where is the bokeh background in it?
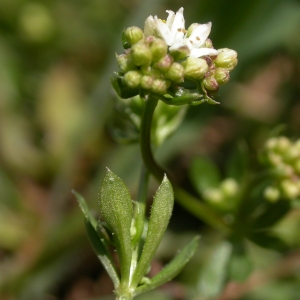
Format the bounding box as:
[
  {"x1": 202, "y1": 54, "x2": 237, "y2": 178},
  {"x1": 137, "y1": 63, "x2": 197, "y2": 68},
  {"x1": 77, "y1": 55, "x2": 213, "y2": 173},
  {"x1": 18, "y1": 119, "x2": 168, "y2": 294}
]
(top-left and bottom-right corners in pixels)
[{"x1": 1, "y1": 0, "x2": 300, "y2": 299}]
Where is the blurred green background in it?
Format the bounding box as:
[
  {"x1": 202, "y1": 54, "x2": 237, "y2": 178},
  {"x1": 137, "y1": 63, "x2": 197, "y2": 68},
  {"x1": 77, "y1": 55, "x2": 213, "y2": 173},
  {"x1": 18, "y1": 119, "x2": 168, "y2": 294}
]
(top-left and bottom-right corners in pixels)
[{"x1": 0, "y1": 0, "x2": 300, "y2": 299}]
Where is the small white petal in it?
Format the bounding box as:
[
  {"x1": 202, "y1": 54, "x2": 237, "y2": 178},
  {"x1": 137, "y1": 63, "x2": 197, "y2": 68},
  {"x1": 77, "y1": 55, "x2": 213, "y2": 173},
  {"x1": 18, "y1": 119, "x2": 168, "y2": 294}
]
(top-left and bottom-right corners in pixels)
[
  {"x1": 187, "y1": 22, "x2": 212, "y2": 48},
  {"x1": 165, "y1": 10, "x2": 175, "y2": 28},
  {"x1": 155, "y1": 18, "x2": 173, "y2": 44},
  {"x1": 144, "y1": 16, "x2": 156, "y2": 36},
  {"x1": 189, "y1": 47, "x2": 219, "y2": 58}
]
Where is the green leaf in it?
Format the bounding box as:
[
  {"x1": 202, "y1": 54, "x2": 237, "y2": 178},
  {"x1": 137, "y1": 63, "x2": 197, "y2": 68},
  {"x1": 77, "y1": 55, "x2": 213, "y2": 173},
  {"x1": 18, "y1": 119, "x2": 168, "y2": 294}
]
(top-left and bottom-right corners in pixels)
[
  {"x1": 131, "y1": 175, "x2": 174, "y2": 288},
  {"x1": 251, "y1": 199, "x2": 290, "y2": 230},
  {"x1": 85, "y1": 220, "x2": 120, "y2": 288},
  {"x1": 189, "y1": 157, "x2": 221, "y2": 195},
  {"x1": 111, "y1": 73, "x2": 140, "y2": 99},
  {"x1": 228, "y1": 241, "x2": 253, "y2": 282},
  {"x1": 197, "y1": 241, "x2": 232, "y2": 298},
  {"x1": 134, "y1": 236, "x2": 199, "y2": 296},
  {"x1": 98, "y1": 169, "x2": 133, "y2": 285},
  {"x1": 72, "y1": 190, "x2": 97, "y2": 229}
]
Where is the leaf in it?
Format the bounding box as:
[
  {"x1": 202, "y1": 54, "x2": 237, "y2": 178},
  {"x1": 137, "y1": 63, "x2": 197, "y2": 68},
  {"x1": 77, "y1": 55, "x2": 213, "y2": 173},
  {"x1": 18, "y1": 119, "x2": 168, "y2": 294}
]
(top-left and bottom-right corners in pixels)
[
  {"x1": 98, "y1": 169, "x2": 133, "y2": 284},
  {"x1": 189, "y1": 157, "x2": 221, "y2": 195},
  {"x1": 134, "y1": 236, "x2": 199, "y2": 296},
  {"x1": 251, "y1": 199, "x2": 290, "y2": 230},
  {"x1": 227, "y1": 241, "x2": 253, "y2": 282},
  {"x1": 85, "y1": 220, "x2": 120, "y2": 288},
  {"x1": 197, "y1": 241, "x2": 232, "y2": 297},
  {"x1": 131, "y1": 175, "x2": 174, "y2": 287},
  {"x1": 72, "y1": 190, "x2": 97, "y2": 229}
]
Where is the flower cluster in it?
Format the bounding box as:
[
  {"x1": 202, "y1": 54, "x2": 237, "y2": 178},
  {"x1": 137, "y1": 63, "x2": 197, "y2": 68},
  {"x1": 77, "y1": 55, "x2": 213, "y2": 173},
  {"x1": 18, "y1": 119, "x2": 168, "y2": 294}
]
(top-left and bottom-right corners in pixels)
[
  {"x1": 114, "y1": 7, "x2": 237, "y2": 103},
  {"x1": 262, "y1": 136, "x2": 300, "y2": 201}
]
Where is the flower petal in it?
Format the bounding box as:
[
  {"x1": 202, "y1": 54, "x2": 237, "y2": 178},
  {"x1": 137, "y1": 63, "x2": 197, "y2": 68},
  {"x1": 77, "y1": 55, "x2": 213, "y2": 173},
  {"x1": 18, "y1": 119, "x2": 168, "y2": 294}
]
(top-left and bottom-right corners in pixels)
[
  {"x1": 165, "y1": 10, "x2": 175, "y2": 28},
  {"x1": 189, "y1": 47, "x2": 219, "y2": 58},
  {"x1": 144, "y1": 16, "x2": 156, "y2": 36},
  {"x1": 155, "y1": 17, "x2": 173, "y2": 45},
  {"x1": 186, "y1": 22, "x2": 212, "y2": 49}
]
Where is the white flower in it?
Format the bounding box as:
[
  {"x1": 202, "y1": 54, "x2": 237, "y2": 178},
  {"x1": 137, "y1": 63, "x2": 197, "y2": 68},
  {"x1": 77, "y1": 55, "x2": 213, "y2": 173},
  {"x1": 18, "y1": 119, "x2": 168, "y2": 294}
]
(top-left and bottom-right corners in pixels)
[{"x1": 144, "y1": 7, "x2": 219, "y2": 58}]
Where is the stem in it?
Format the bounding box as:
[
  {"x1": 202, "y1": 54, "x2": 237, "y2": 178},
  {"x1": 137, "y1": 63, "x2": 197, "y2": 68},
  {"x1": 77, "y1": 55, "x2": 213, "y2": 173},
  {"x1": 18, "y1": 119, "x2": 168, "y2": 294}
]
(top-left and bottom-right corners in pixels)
[{"x1": 140, "y1": 94, "x2": 229, "y2": 233}]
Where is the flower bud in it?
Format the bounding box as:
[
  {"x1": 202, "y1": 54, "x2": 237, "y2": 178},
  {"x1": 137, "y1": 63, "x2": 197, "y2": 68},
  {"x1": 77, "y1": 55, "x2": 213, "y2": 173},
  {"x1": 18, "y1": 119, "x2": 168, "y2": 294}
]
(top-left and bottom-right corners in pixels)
[
  {"x1": 151, "y1": 79, "x2": 168, "y2": 95},
  {"x1": 264, "y1": 186, "x2": 280, "y2": 202},
  {"x1": 182, "y1": 57, "x2": 208, "y2": 80},
  {"x1": 123, "y1": 70, "x2": 142, "y2": 88},
  {"x1": 170, "y1": 46, "x2": 190, "y2": 61},
  {"x1": 214, "y1": 68, "x2": 230, "y2": 85},
  {"x1": 203, "y1": 188, "x2": 223, "y2": 204},
  {"x1": 130, "y1": 41, "x2": 152, "y2": 66},
  {"x1": 281, "y1": 179, "x2": 299, "y2": 199},
  {"x1": 153, "y1": 54, "x2": 174, "y2": 72},
  {"x1": 220, "y1": 178, "x2": 239, "y2": 198},
  {"x1": 203, "y1": 38, "x2": 213, "y2": 48},
  {"x1": 203, "y1": 76, "x2": 219, "y2": 91},
  {"x1": 165, "y1": 62, "x2": 184, "y2": 83},
  {"x1": 150, "y1": 38, "x2": 168, "y2": 62},
  {"x1": 294, "y1": 160, "x2": 300, "y2": 173},
  {"x1": 276, "y1": 136, "x2": 291, "y2": 154},
  {"x1": 186, "y1": 23, "x2": 198, "y2": 37},
  {"x1": 116, "y1": 53, "x2": 135, "y2": 73},
  {"x1": 215, "y1": 48, "x2": 238, "y2": 71},
  {"x1": 140, "y1": 75, "x2": 154, "y2": 90},
  {"x1": 124, "y1": 26, "x2": 144, "y2": 45}
]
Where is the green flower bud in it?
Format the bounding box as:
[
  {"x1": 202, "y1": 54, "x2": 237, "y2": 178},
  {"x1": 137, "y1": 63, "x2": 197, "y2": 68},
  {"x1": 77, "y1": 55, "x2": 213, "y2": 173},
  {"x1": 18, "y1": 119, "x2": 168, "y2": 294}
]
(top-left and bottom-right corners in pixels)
[
  {"x1": 123, "y1": 70, "x2": 142, "y2": 88},
  {"x1": 150, "y1": 38, "x2": 168, "y2": 62},
  {"x1": 276, "y1": 136, "x2": 291, "y2": 153},
  {"x1": 203, "y1": 38, "x2": 213, "y2": 48},
  {"x1": 203, "y1": 76, "x2": 219, "y2": 91},
  {"x1": 203, "y1": 188, "x2": 223, "y2": 204},
  {"x1": 140, "y1": 75, "x2": 154, "y2": 90},
  {"x1": 170, "y1": 46, "x2": 190, "y2": 61},
  {"x1": 267, "y1": 152, "x2": 282, "y2": 166},
  {"x1": 281, "y1": 179, "x2": 299, "y2": 199},
  {"x1": 153, "y1": 54, "x2": 174, "y2": 72},
  {"x1": 186, "y1": 23, "x2": 198, "y2": 37},
  {"x1": 214, "y1": 67, "x2": 230, "y2": 85},
  {"x1": 151, "y1": 79, "x2": 168, "y2": 95},
  {"x1": 116, "y1": 53, "x2": 135, "y2": 73},
  {"x1": 264, "y1": 186, "x2": 280, "y2": 202},
  {"x1": 124, "y1": 26, "x2": 144, "y2": 45},
  {"x1": 215, "y1": 48, "x2": 238, "y2": 71},
  {"x1": 165, "y1": 62, "x2": 184, "y2": 83},
  {"x1": 140, "y1": 65, "x2": 161, "y2": 78},
  {"x1": 220, "y1": 178, "x2": 239, "y2": 198},
  {"x1": 182, "y1": 57, "x2": 208, "y2": 80},
  {"x1": 130, "y1": 41, "x2": 152, "y2": 66}
]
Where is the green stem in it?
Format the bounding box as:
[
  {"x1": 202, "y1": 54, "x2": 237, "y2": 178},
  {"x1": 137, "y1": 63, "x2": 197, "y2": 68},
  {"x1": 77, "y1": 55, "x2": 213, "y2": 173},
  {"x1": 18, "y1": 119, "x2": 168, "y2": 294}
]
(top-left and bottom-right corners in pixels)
[{"x1": 140, "y1": 94, "x2": 229, "y2": 233}]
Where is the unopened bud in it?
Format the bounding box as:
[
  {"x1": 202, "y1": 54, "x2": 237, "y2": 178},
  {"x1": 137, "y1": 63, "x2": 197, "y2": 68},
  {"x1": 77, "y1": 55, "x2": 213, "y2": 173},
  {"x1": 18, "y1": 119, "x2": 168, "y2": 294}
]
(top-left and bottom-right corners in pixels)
[
  {"x1": 150, "y1": 38, "x2": 168, "y2": 62},
  {"x1": 116, "y1": 53, "x2": 135, "y2": 73},
  {"x1": 281, "y1": 179, "x2": 299, "y2": 199},
  {"x1": 140, "y1": 75, "x2": 154, "y2": 90},
  {"x1": 165, "y1": 62, "x2": 184, "y2": 83},
  {"x1": 124, "y1": 26, "x2": 144, "y2": 45},
  {"x1": 264, "y1": 186, "x2": 280, "y2": 202},
  {"x1": 220, "y1": 178, "x2": 239, "y2": 198},
  {"x1": 170, "y1": 45, "x2": 190, "y2": 60},
  {"x1": 215, "y1": 48, "x2": 238, "y2": 71},
  {"x1": 203, "y1": 188, "x2": 223, "y2": 204},
  {"x1": 295, "y1": 160, "x2": 300, "y2": 173},
  {"x1": 123, "y1": 70, "x2": 142, "y2": 88},
  {"x1": 151, "y1": 79, "x2": 168, "y2": 95},
  {"x1": 130, "y1": 41, "x2": 152, "y2": 66},
  {"x1": 186, "y1": 23, "x2": 199, "y2": 37},
  {"x1": 153, "y1": 54, "x2": 174, "y2": 72},
  {"x1": 214, "y1": 68, "x2": 230, "y2": 85},
  {"x1": 203, "y1": 38, "x2": 213, "y2": 48},
  {"x1": 182, "y1": 57, "x2": 208, "y2": 80},
  {"x1": 203, "y1": 76, "x2": 219, "y2": 91},
  {"x1": 276, "y1": 136, "x2": 291, "y2": 153}
]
